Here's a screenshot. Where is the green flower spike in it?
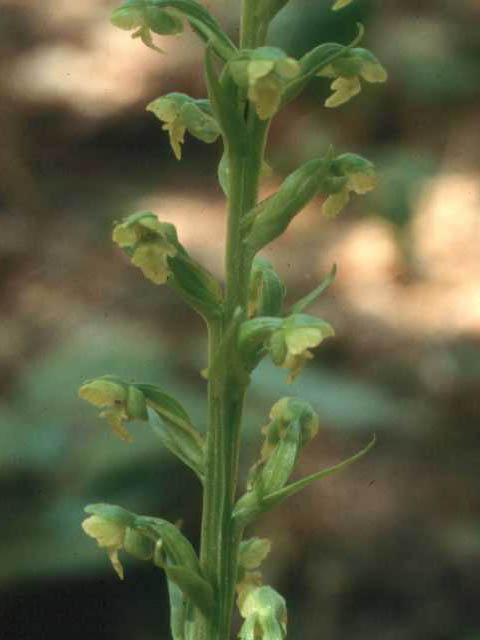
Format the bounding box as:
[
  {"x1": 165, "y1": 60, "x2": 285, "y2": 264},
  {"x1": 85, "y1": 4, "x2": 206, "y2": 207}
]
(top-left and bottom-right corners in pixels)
[
  {"x1": 113, "y1": 212, "x2": 178, "y2": 284},
  {"x1": 229, "y1": 47, "x2": 300, "y2": 120},
  {"x1": 318, "y1": 47, "x2": 387, "y2": 108},
  {"x1": 238, "y1": 586, "x2": 287, "y2": 640},
  {"x1": 78, "y1": 376, "x2": 147, "y2": 442},
  {"x1": 268, "y1": 315, "x2": 335, "y2": 382},
  {"x1": 322, "y1": 153, "x2": 377, "y2": 217},
  {"x1": 147, "y1": 93, "x2": 220, "y2": 160},
  {"x1": 111, "y1": 2, "x2": 183, "y2": 53}
]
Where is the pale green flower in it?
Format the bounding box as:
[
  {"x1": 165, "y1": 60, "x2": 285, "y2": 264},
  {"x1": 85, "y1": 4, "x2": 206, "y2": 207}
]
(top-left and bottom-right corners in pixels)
[
  {"x1": 230, "y1": 48, "x2": 300, "y2": 120},
  {"x1": 269, "y1": 318, "x2": 334, "y2": 382},
  {"x1": 131, "y1": 240, "x2": 177, "y2": 284},
  {"x1": 79, "y1": 378, "x2": 131, "y2": 442},
  {"x1": 283, "y1": 326, "x2": 331, "y2": 382},
  {"x1": 325, "y1": 76, "x2": 361, "y2": 108},
  {"x1": 322, "y1": 153, "x2": 377, "y2": 217},
  {"x1": 238, "y1": 586, "x2": 287, "y2": 640},
  {"x1": 82, "y1": 515, "x2": 126, "y2": 579},
  {"x1": 112, "y1": 213, "x2": 178, "y2": 284},
  {"x1": 147, "y1": 94, "x2": 220, "y2": 160},
  {"x1": 78, "y1": 376, "x2": 147, "y2": 442},
  {"x1": 319, "y1": 48, "x2": 387, "y2": 108}
]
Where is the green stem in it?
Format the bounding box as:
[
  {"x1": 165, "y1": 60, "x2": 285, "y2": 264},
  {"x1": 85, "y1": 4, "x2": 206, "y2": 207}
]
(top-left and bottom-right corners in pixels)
[{"x1": 197, "y1": 4, "x2": 271, "y2": 638}]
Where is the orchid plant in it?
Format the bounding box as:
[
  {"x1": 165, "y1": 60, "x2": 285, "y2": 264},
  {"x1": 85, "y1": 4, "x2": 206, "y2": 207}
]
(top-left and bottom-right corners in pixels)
[{"x1": 79, "y1": 1, "x2": 385, "y2": 639}]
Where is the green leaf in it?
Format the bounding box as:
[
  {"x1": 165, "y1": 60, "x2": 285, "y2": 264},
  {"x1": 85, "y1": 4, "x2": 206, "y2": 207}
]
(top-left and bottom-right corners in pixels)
[
  {"x1": 233, "y1": 436, "x2": 376, "y2": 527},
  {"x1": 287, "y1": 264, "x2": 337, "y2": 315}
]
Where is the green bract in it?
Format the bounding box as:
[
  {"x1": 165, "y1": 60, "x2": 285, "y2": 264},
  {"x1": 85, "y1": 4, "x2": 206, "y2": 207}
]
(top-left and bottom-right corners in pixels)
[
  {"x1": 247, "y1": 258, "x2": 285, "y2": 318},
  {"x1": 229, "y1": 47, "x2": 300, "y2": 119},
  {"x1": 147, "y1": 93, "x2": 220, "y2": 160},
  {"x1": 318, "y1": 47, "x2": 387, "y2": 108}
]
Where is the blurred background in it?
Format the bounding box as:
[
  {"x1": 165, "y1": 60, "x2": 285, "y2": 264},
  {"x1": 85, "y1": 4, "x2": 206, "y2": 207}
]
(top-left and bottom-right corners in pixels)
[{"x1": 1, "y1": 0, "x2": 480, "y2": 638}]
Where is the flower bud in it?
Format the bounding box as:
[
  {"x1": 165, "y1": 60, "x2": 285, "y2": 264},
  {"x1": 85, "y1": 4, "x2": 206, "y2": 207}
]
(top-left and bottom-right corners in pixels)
[
  {"x1": 247, "y1": 259, "x2": 285, "y2": 318},
  {"x1": 147, "y1": 93, "x2": 220, "y2": 160},
  {"x1": 239, "y1": 538, "x2": 272, "y2": 571},
  {"x1": 229, "y1": 47, "x2": 300, "y2": 120}
]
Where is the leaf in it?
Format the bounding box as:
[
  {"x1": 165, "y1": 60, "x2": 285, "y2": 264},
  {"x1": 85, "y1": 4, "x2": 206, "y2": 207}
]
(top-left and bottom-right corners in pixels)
[
  {"x1": 233, "y1": 436, "x2": 376, "y2": 527},
  {"x1": 287, "y1": 264, "x2": 337, "y2": 315}
]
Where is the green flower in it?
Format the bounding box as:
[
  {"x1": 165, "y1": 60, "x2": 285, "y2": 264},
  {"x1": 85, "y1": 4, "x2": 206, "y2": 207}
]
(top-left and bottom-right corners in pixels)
[
  {"x1": 318, "y1": 47, "x2": 387, "y2": 108},
  {"x1": 110, "y1": 2, "x2": 183, "y2": 53},
  {"x1": 322, "y1": 153, "x2": 377, "y2": 217},
  {"x1": 82, "y1": 504, "x2": 153, "y2": 579},
  {"x1": 230, "y1": 47, "x2": 300, "y2": 120},
  {"x1": 147, "y1": 94, "x2": 220, "y2": 160},
  {"x1": 268, "y1": 316, "x2": 334, "y2": 382},
  {"x1": 82, "y1": 515, "x2": 127, "y2": 579},
  {"x1": 112, "y1": 212, "x2": 178, "y2": 284},
  {"x1": 78, "y1": 376, "x2": 147, "y2": 442},
  {"x1": 238, "y1": 586, "x2": 287, "y2": 640}
]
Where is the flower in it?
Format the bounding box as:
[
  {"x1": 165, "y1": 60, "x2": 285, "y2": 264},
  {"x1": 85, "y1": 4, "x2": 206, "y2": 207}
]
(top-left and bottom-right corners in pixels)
[
  {"x1": 110, "y1": 3, "x2": 183, "y2": 52},
  {"x1": 82, "y1": 515, "x2": 127, "y2": 579},
  {"x1": 147, "y1": 94, "x2": 220, "y2": 160},
  {"x1": 78, "y1": 376, "x2": 147, "y2": 442},
  {"x1": 322, "y1": 153, "x2": 377, "y2": 217},
  {"x1": 268, "y1": 316, "x2": 334, "y2": 382},
  {"x1": 112, "y1": 212, "x2": 178, "y2": 284},
  {"x1": 238, "y1": 586, "x2": 287, "y2": 640},
  {"x1": 318, "y1": 47, "x2": 387, "y2": 108},
  {"x1": 229, "y1": 47, "x2": 300, "y2": 120}
]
